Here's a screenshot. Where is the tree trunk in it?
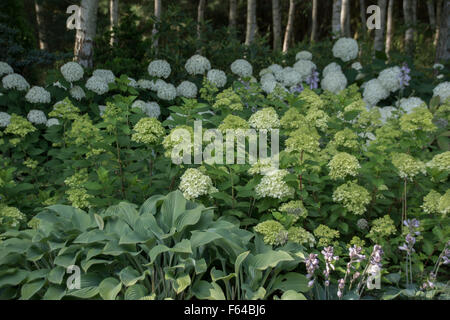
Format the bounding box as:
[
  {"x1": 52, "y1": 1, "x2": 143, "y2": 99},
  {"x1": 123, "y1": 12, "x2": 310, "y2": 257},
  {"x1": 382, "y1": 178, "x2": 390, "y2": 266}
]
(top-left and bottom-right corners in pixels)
[
  {"x1": 403, "y1": 0, "x2": 415, "y2": 56},
  {"x1": 229, "y1": 0, "x2": 237, "y2": 29},
  {"x1": 197, "y1": 0, "x2": 206, "y2": 40},
  {"x1": 74, "y1": 0, "x2": 99, "y2": 68},
  {"x1": 152, "y1": 0, "x2": 162, "y2": 48},
  {"x1": 427, "y1": 0, "x2": 436, "y2": 28},
  {"x1": 374, "y1": 0, "x2": 387, "y2": 52},
  {"x1": 360, "y1": 0, "x2": 366, "y2": 30},
  {"x1": 109, "y1": 0, "x2": 119, "y2": 46},
  {"x1": 386, "y1": 0, "x2": 394, "y2": 56},
  {"x1": 340, "y1": 0, "x2": 351, "y2": 37},
  {"x1": 436, "y1": 0, "x2": 450, "y2": 62},
  {"x1": 311, "y1": 0, "x2": 319, "y2": 42},
  {"x1": 332, "y1": 0, "x2": 342, "y2": 38},
  {"x1": 34, "y1": 0, "x2": 48, "y2": 50},
  {"x1": 272, "y1": 0, "x2": 282, "y2": 50},
  {"x1": 245, "y1": 0, "x2": 257, "y2": 46},
  {"x1": 283, "y1": 0, "x2": 295, "y2": 53},
  {"x1": 435, "y1": 0, "x2": 443, "y2": 46},
  {"x1": 412, "y1": 0, "x2": 417, "y2": 25}
]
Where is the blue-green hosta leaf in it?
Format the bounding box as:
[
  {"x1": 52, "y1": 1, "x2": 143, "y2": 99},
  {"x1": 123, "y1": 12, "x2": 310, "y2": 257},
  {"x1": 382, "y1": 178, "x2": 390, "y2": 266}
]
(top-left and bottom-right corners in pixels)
[
  {"x1": 279, "y1": 290, "x2": 307, "y2": 300},
  {"x1": 48, "y1": 266, "x2": 65, "y2": 285},
  {"x1": 43, "y1": 285, "x2": 66, "y2": 300},
  {"x1": 244, "y1": 286, "x2": 266, "y2": 300},
  {"x1": 210, "y1": 268, "x2": 235, "y2": 283},
  {"x1": 250, "y1": 250, "x2": 294, "y2": 270},
  {"x1": 74, "y1": 229, "x2": 110, "y2": 244},
  {"x1": 27, "y1": 269, "x2": 50, "y2": 282},
  {"x1": 94, "y1": 214, "x2": 104, "y2": 230},
  {"x1": 119, "y1": 267, "x2": 146, "y2": 287},
  {"x1": 192, "y1": 280, "x2": 226, "y2": 300},
  {"x1": 190, "y1": 231, "x2": 223, "y2": 248},
  {"x1": 174, "y1": 206, "x2": 203, "y2": 233},
  {"x1": 0, "y1": 269, "x2": 29, "y2": 287},
  {"x1": 271, "y1": 272, "x2": 309, "y2": 294},
  {"x1": 99, "y1": 277, "x2": 122, "y2": 300},
  {"x1": 20, "y1": 279, "x2": 46, "y2": 300},
  {"x1": 139, "y1": 195, "x2": 166, "y2": 215},
  {"x1": 124, "y1": 284, "x2": 148, "y2": 300},
  {"x1": 67, "y1": 286, "x2": 99, "y2": 299},
  {"x1": 234, "y1": 251, "x2": 250, "y2": 276},
  {"x1": 160, "y1": 190, "x2": 187, "y2": 231},
  {"x1": 81, "y1": 259, "x2": 114, "y2": 272}
]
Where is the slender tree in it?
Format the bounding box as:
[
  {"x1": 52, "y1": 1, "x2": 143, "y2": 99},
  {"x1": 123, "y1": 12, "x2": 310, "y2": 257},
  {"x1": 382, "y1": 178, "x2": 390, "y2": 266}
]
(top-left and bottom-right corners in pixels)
[
  {"x1": 34, "y1": 0, "x2": 48, "y2": 50},
  {"x1": 229, "y1": 0, "x2": 237, "y2": 29},
  {"x1": 436, "y1": 0, "x2": 450, "y2": 62},
  {"x1": 360, "y1": 0, "x2": 366, "y2": 30},
  {"x1": 245, "y1": 0, "x2": 257, "y2": 46},
  {"x1": 386, "y1": 0, "x2": 394, "y2": 56},
  {"x1": 272, "y1": 0, "x2": 282, "y2": 50},
  {"x1": 74, "y1": 0, "x2": 99, "y2": 68},
  {"x1": 435, "y1": 0, "x2": 443, "y2": 46},
  {"x1": 427, "y1": 0, "x2": 436, "y2": 28},
  {"x1": 152, "y1": 0, "x2": 162, "y2": 48},
  {"x1": 283, "y1": 0, "x2": 295, "y2": 53},
  {"x1": 403, "y1": 0, "x2": 415, "y2": 56},
  {"x1": 109, "y1": 0, "x2": 119, "y2": 46},
  {"x1": 311, "y1": 0, "x2": 318, "y2": 42},
  {"x1": 340, "y1": 0, "x2": 351, "y2": 37},
  {"x1": 332, "y1": 0, "x2": 342, "y2": 38},
  {"x1": 197, "y1": 0, "x2": 206, "y2": 40},
  {"x1": 374, "y1": 0, "x2": 387, "y2": 52}
]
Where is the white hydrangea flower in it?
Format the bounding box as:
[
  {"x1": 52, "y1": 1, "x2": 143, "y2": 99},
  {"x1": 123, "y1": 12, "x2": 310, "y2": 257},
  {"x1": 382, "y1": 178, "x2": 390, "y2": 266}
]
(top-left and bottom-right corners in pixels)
[
  {"x1": 296, "y1": 51, "x2": 313, "y2": 61},
  {"x1": 207, "y1": 69, "x2": 227, "y2": 88},
  {"x1": 332, "y1": 37, "x2": 359, "y2": 62},
  {"x1": 137, "y1": 79, "x2": 153, "y2": 90},
  {"x1": 255, "y1": 169, "x2": 295, "y2": 199},
  {"x1": 98, "y1": 105, "x2": 107, "y2": 117},
  {"x1": 433, "y1": 63, "x2": 444, "y2": 70},
  {"x1": 70, "y1": 85, "x2": 86, "y2": 101},
  {"x1": 293, "y1": 59, "x2": 316, "y2": 80},
  {"x1": 249, "y1": 107, "x2": 280, "y2": 130},
  {"x1": 363, "y1": 79, "x2": 389, "y2": 106},
  {"x1": 351, "y1": 62, "x2": 363, "y2": 71},
  {"x1": 148, "y1": 60, "x2": 171, "y2": 79},
  {"x1": 86, "y1": 76, "x2": 109, "y2": 95},
  {"x1": 268, "y1": 64, "x2": 283, "y2": 74},
  {"x1": 321, "y1": 71, "x2": 347, "y2": 94},
  {"x1": 176, "y1": 81, "x2": 197, "y2": 98},
  {"x1": 0, "y1": 112, "x2": 11, "y2": 127},
  {"x1": 46, "y1": 118, "x2": 60, "y2": 127},
  {"x1": 27, "y1": 109, "x2": 47, "y2": 125},
  {"x1": 0, "y1": 61, "x2": 14, "y2": 77},
  {"x1": 179, "y1": 168, "x2": 217, "y2": 200},
  {"x1": 259, "y1": 68, "x2": 272, "y2": 77},
  {"x1": 398, "y1": 97, "x2": 425, "y2": 114},
  {"x1": 25, "y1": 86, "x2": 51, "y2": 104},
  {"x1": 145, "y1": 102, "x2": 161, "y2": 118},
  {"x1": 2, "y1": 73, "x2": 30, "y2": 91},
  {"x1": 52, "y1": 81, "x2": 67, "y2": 90},
  {"x1": 157, "y1": 83, "x2": 177, "y2": 101},
  {"x1": 281, "y1": 68, "x2": 302, "y2": 87},
  {"x1": 185, "y1": 54, "x2": 211, "y2": 75},
  {"x1": 149, "y1": 79, "x2": 167, "y2": 92},
  {"x1": 231, "y1": 59, "x2": 253, "y2": 78},
  {"x1": 378, "y1": 106, "x2": 397, "y2": 123},
  {"x1": 60, "y1": 62, "x2": 84, "y2": 82},
  {"x1": 127, "y1": 77, "x2": 138, "y2": 88},
  {"x1": 261, "y1": 72, "x2": 276, "y2": 83},
  {"x1": 93, "y1": 69, "x2": 115, "y2": 84},
  {"x1": 261, "y1": 79, "x2": 278, "y2": 94},
  {"x1": 433, "y1": 81, "x2": 450, "y2": 102},
  {"x1": 378, "y1": 66, "x2": 402, "y2": 93},
  {"x1": 322, "y1": 62, "x2": 342, "y2": 78}
]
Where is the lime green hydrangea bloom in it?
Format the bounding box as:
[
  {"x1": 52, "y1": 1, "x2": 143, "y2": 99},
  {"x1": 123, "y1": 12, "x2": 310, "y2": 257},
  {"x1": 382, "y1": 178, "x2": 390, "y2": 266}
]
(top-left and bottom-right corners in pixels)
[
  {"x1": 248, "y1": 158, "x2": 274, "y2": 175},
  {"x1": 49, "y1": 98, "x2": 81, "y2": 120},
  {"x1": 285, "y1": 126, "x2": 320, "y2": 154},
  {"x1": 438, "y1": 189, "x2": 450, "y2": 216},
  {"x1": 162, "y1": 125, "x2": 194, "y2": 159},
  {"x1": 255, "y1": 169, "x2": 295, "y2": 199},
  {"x1": 131, "y1": 117, "x2": 165, "y2": 145},
  {"x1": 391, "y1": 153, "x2": 426, "y2": 180},
  {"x1": 4, "y1": 114, "x2": 36, "y2": 138},
  {"x1": 23, "y1": 158, "x2": 38, "y2": 170},
  {"x1": 279, "y1": 200, "x2": 308, "y2": 219},
  {"x1": 248, "y1": 107, "x2": 280, "y2": 130},
  {"x1": 366, "y1": 215, "x2": 396, "y2": 243},
  {"x1": 330, "y1": 128, "x2": 359, "y2": 150},
  {"x1": 349, "y1": 236, "x2": 366, "y2": 248},
  {"x1": 64, "y1": 169, "x2": 92, "y2": 209},
  {"x1": 67, "y1": 114, "x2": 103, "y2": 146},
  {"x1": 213, "y1": 88, "x2": 243, "y2": 111},
  {"x1": 218, "y1": 114, "x2": 249, "y2": 133},
  {"x1": 399, "y1": 107, "x2": 436, "y2": 133},
  {"x1": 287, "y1": 226, "x2": 316, "y2": 247},
  {"x1": 313, "y1": 224, "x2": 340, "y2": 247},
  {"x1": 305, "y1": 108, "x2": 329, "y2": 131},
  {"x1": 0, "y1": 205, "x2": 26, "y2": 228},
  {"x1": 332, "y1": 181, "x2": 371, "y2": 215},
  {"x1": 178, "y1": 168, "x2": 217, "y2": 200},
  {"x1": 327, "y1": 152, "x2": 360, "y2": 180},
  {"x1": 427, "y1": 151, "x2": 450, "y2": 172},
  {"x1": 27, "y1": 217, "x2": 40, "y2": 229},
  {"x1": 254, "y1": 220, "x2": 286, "y2": 246},
  {"x1": 300, "y1": 88, "x2": 324, "y2": 109},
  {"x1": 280, "y1": 108, "x2": 306, "y2": 130},
  {"x1": 422, "y1": 190, "x2": 442, "y2": 214}
]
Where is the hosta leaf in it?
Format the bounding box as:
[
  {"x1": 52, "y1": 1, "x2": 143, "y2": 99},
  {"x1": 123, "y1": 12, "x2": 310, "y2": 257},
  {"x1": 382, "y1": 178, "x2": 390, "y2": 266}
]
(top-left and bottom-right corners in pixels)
[
  {"x1": 99, "y1": 277, "x2": 122, "y2": 300},
  {"x1": 160, "y1": 190, "x2": 187, "y2": 231},
  {"x1": 172, "y1": 273, "x2": 191, "y2": 294},
  {"x1": 20, "y1": 279, "x2": 46, "y2": 300},
  {"x1": 271, "y1": 272, "x2": 309, "y2": 293},
  {"x1": 124, "y1": 284, "x2": 148, "y2": 300},
  {"x1": 67, "y1": 286, "x2": 99, "y2": 299},
  {"x1": 119, "y1": 267, "x2": 146, "y2": 287},
  {"x1": 0, "y1": 269, "x2": 28, "y2": 287},
  {"x1": 192, "y1": 280, "x2": 226, "y2": 300},
  {"x1": 280, "y1": 290, "x2": 307, "y2": 300},
  {"x1": 43, "y1": 285, "x2": 66, "y2": 300},
  {"x1": 48, "y1": 266, "x2": 65, "y2": 285},
  {"x1": 251, "y1": 250, "x2": 294, "y2": 270},
  {"x1": 190, "y1": 231, "x2": 222, "y2": 248},
  {"x1": 175, "y1": 206, "x2": 203, "y2": 232}
]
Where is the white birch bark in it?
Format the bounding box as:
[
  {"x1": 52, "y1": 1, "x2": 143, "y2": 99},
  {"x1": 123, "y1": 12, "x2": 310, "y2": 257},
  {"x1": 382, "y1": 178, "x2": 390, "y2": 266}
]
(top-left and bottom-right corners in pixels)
[
  {"x1": 332, "y1": 0, "x2": 342, "y2": 38},
  {"x1": 311, "y1": 0, "x2": 318, "y2": 42},
  {"x1": 283, "y1": 0, "x2": 295, "y2": 53},
  {"x1": 386, "y1": 0, "x2": 394, "y2": 56},
  {"x1": 152, "y1": 0, "x2": 162, "y2": 48},
  {"x1": 109, "y1": 0, "x2": 119, "y2": 46},
  {"x1": 340, "y1": 0, "x2": 351, "y2": 37},
  {"x1": 374, "y1": 0, "x2": 387, "y2": 52},
  {"x1": 74, "y1": 0, "x2": 99, "y2": 68},
  {"x1": 245, "y1": 0, "x2": 257, "y2": 46},
  {"x1": 35, "y1": 0, "x2": 48, "y2": 50}
]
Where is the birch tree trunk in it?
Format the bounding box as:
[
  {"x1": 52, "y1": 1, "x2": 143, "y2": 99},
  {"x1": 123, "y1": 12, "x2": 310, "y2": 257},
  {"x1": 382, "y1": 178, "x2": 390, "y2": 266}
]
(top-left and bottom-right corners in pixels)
[
  {"x1": 152, "y1": 0, "x2": 162, "y2": 48},
  {"x1": 403, "y1": 0, "x2": 415, "y2": 56},
  {"x1": 374, "y1": 0, "x2": 387, "y2": 52},
  {"x1": 272, "y1": 0, "x2": 282, "y2": 50},
  {"x1": 109, "y1": 0, "x2": 119, "y2": 46},
  {"x1": 283, "y1": 0, "x2": 295, "y2": 53},
  {"x1": 340, "y1": 0, "x2": 351, "y2": 37},
  {"x1": 229, "y1": 0, "x2": 237, "y2": 29},
  {"x1": 386, "y1": 0, "x2": 394, "y2": 56},
  {"x1": 332, "y1": 0, "x2": 342, "y2": 38},
  {"x1": 74, "y1": 0, "x2": 99, "y2": 68},
  {"x1": 245, "y1": 0, "x2": 257, "y2": 46},
  {"x1": 197, "y1": 0, "x2": 206, "y2": 40},
  {"x1": 34, "y1": 0, "x2": 48, "y2": 50},
  {"x1": 435, "y1": 0, "x2": 443, "y2": 46},
  {"x1": 436, "y1": 0, "x2": 450, "y2": 62},
  {"x1": 311, "y1": 0, "x2": 318, "y2": 42},
  {"x1": 427, "y1": 0, "x2": 436, "y2": 28}
]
